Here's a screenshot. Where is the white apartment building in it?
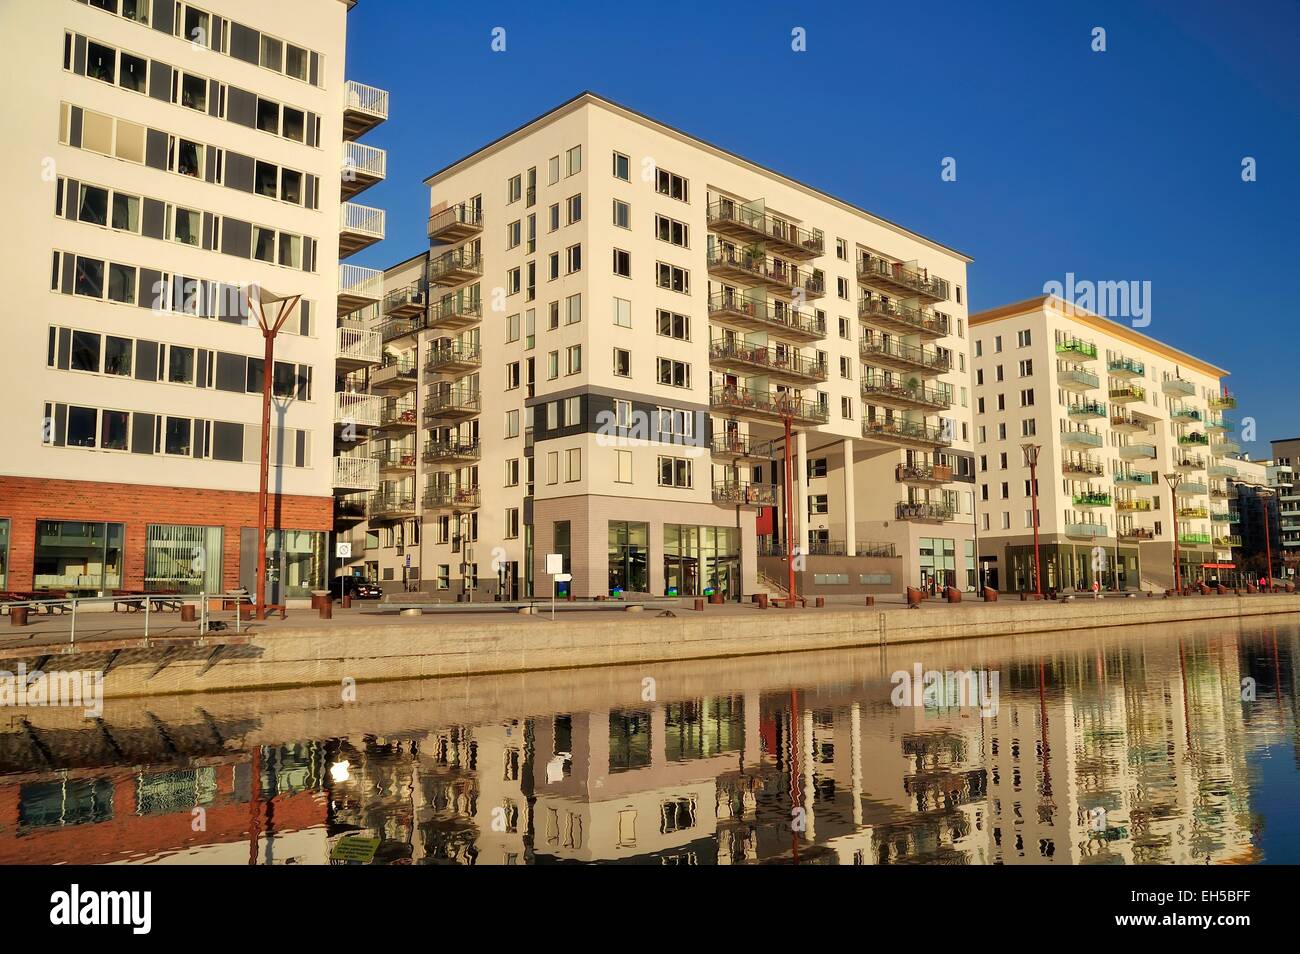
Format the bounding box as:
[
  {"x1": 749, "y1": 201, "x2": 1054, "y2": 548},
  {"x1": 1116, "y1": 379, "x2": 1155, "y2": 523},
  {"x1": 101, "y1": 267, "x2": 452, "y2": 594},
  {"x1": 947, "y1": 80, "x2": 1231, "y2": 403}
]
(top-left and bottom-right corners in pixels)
[
  {"x1": 337, "y1": 92, "x2": 976, "y2": 600},
  {"x1": 970, "y1": 295, "x2": 1238, "y2": 593},
  {"x1": 0, "y1": 0, "x2": 383, "y2": 600}
]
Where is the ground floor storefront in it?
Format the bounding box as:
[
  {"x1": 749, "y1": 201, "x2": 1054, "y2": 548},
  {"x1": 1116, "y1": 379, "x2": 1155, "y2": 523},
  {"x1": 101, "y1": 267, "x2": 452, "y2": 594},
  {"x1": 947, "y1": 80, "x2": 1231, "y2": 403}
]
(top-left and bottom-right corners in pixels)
[
  {"x1": 979, "y1": 536, "x2": 1228, "y2": 593},
  {"x1": 0, "y1": 476, "x2": 331, "y2": 601}
]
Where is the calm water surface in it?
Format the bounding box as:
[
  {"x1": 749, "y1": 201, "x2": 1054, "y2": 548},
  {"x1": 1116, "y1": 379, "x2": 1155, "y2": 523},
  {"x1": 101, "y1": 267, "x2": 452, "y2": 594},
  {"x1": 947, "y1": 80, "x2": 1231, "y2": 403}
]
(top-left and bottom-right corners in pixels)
[{"x1": 2, "y1": 617, "x2": 1296, "y2": 865}]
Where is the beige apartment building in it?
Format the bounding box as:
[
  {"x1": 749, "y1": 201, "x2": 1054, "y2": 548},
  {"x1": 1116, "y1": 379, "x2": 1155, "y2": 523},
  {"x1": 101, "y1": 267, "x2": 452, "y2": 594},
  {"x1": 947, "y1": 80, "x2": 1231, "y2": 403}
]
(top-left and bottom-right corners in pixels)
[
  {"x1": 0, "y1": 0, "x2": 386, "y2": 601},
  {"x1": 970, "y1": 295, "x2": 1239, "y2": 593},
  {"x1": 337, "y1": 91, "x2": 976, "y2": 600}
]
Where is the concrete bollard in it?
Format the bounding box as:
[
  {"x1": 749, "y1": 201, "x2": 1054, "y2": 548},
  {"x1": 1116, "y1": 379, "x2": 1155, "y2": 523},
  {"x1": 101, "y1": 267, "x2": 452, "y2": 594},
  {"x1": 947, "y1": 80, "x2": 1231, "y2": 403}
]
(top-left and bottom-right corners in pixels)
[
  {"x1": 864, "y1": 595, "x2": 875, "y2": 607},
  {"x1": 342, "y1": 595, "x2": 352, "y2": 609},
  {"x1": 815, "y1": 596, "x2": 825, "y2": 608},
  {"x1": 757, "y1": 593, "x2": 769, "y2": 609},
  {"x1": 319, "y1": 599, "x2": 332, "y2": 620},
  {"x1": 693, "y1": 598, "x2": 705, "y2": 612},
  {"x1": 10, "y1": 607, "x2": 29, "y2": 627},
  {"x1": 180, "y1": 604, "x2": 196, "y2": 623}
]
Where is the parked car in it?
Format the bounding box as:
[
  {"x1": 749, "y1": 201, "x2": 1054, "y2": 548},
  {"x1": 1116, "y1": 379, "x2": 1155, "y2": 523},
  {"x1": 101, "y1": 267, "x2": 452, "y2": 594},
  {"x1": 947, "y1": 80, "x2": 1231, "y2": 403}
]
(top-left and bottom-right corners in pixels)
[{"x1": 342, "y1": 579, "x2": 383, "y2": 600}]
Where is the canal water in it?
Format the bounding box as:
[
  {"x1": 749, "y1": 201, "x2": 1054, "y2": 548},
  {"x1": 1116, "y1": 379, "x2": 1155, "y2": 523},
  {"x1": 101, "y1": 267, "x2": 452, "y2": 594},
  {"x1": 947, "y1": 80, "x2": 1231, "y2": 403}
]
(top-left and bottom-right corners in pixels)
[{"x1": 1, "y1": 617, "x2": 1295, "y2": 865}]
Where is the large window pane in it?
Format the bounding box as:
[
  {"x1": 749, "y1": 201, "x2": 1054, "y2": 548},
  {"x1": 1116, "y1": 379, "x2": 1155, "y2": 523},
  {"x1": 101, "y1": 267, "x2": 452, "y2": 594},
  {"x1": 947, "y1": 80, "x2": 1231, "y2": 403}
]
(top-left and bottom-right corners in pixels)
[
  {"x1": 101, "y1": 409, "x2": 129, "y2": 450},
  {"x1": 33, "y1": 520, "x2": 123, "y2": 591},
  {"x1": 67, "y1": 405, "x2": 97, "y2": 446},
  {"x1": 255, "y1": 161, "x2": 278, "y2": 197},
  {"x1": 146, "y1": 524, "x2": 222, "y2": 593},
  {"x1": 107, "y1": 263, "x2": 136, "y2": 304},
  {"x1": 104, "y1": 336, "x2": 133, "y2": 376},
  {"x1": 253, "y1": 227, "x2": 275, "y2": 262},
  {"x1": 78, "y1": 185, "x2": 108, "y2": 225},
  {"x1": 86, "y1": 42, "x2": 116, "y2": 84},
  {"x1": 181, "y1": 74, "x2": 207, "y2": 111},
  {"x1": 111, "y1": 192, "x2": 139, "y2": 232},
  {"x1": 0, "y1": 519, "x2": 9, "y2": 590},
  {"x1": 174, "y1": 208, "x2": 200, "y2": 246},
  {"x1": 119, "y1": 52, "x2": 147, "y2": 92},
  {"x1": 165, "y1": 416, "x2": 192, "y2": 456},
  {"x1": 71, "y1": 330, "x2": 101, "y2": 371},
  {"x1": 168, "y1": 346, "x2": 194, "y2": 384}
]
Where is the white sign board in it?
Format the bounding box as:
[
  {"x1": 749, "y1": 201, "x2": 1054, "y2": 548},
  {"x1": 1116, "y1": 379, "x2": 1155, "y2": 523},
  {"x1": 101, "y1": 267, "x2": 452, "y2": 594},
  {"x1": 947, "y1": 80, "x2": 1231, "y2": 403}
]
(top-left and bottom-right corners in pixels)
[
  {"x1": 545, "y1": 553, "x2": 564, "y2": 575},
  {"x1": 554, "y1": 573, "x2": 573, "y2": 583},
  {"x1": 336, "y1": 542, "x2": 352, "y2": 559}
]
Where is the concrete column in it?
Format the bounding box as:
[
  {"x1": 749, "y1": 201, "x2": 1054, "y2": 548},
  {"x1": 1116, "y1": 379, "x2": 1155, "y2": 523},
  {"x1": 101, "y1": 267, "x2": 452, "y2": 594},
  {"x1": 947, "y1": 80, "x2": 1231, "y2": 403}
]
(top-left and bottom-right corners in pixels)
[
  {"x1": 796, "y1": 431, "x2": 809, "y2": 553},
  {"x1": 843, "y1": 438, "x2": 856, "y2": 557}
]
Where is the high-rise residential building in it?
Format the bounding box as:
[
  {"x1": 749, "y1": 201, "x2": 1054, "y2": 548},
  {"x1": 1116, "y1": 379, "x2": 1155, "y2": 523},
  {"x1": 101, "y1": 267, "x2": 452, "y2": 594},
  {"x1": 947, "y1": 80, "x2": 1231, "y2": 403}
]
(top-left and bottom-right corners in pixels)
[
  {"x1": 0, "y1": 0, "x2": 384, "y2": 601},
  {"x1": 335, "y1": 92, "x2": 975, "y2": 600},
  {"x1": 969, "y1": 295, "x2": 1239, "y2": 593},
  {"x1": 1225, "y1": 455, "x2": 1280, "y2": 585},
  {"x1": 1268, "y1": 437, "x2": 1299, "y2": 579}
]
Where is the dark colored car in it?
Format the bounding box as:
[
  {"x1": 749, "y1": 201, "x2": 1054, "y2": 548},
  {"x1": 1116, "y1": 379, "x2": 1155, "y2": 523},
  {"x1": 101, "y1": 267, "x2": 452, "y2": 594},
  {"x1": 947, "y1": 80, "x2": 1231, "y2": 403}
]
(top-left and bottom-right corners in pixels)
[{"x1": 342, "y1": 579, "x2": 383, "y2": 600}]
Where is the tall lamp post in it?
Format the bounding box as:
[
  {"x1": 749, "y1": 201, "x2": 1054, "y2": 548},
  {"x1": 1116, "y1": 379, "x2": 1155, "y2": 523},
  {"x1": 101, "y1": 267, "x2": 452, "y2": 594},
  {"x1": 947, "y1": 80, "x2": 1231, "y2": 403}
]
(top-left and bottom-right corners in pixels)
[
  {"x1": 1020, "y1": 443, "x2": 1042, "y2": 596},
  {"x1": 1163, "y1": 472, "x2": 1183, "y2": 594},
  {"x1": 247, "y1": 287, "x2": 302, "y2": 620},
  {"x1": 1259, "y1": 486, "x2": 1276, "y2": 592}
]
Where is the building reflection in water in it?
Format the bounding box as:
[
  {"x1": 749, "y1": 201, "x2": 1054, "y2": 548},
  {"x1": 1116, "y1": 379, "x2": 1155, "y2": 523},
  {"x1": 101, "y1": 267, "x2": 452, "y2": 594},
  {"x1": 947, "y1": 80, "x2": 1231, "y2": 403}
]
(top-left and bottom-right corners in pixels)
[{"x1": 0, "y1": 624, "x2": 1294, "y2": 865}]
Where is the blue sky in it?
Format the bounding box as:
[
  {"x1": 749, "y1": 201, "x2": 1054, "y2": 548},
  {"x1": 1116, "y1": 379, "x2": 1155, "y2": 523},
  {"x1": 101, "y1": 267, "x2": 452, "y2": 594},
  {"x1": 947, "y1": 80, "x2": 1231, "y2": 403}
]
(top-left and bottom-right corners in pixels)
[{"x1": 345, "y1": 0, "x2": 1300, "y2": 454}]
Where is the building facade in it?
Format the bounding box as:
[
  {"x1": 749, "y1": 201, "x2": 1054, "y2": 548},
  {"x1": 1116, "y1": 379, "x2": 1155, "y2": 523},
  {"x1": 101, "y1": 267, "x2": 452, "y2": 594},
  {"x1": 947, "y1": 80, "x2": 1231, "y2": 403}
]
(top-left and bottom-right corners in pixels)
[
  {"x1": 1269, "y1": 438, "x2": 1299, "y2": 580},
  {"x1": 0, "y1": 0, "x2": 381, "y2": 600},
  {"x1": 969, "y1": 296, "x2": 1238, "y2": 593},
  {"x1": 336, "y1": 92, "x2": 976, "y2": 600}
]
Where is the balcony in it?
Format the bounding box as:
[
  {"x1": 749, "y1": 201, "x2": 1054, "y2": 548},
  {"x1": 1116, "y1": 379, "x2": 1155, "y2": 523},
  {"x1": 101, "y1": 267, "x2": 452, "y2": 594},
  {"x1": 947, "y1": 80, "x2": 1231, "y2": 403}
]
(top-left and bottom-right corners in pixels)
[
  {"x1": 1058, "y1": 368, "x2": 1100, "y2": 392},
  {"x1": 1119, "y1": 527, "x2": 1155, "y2": 540},
  {"x1": 342, "y1": 141, "x2": 386, "y2": 200},
  {"x1": 1204, "y1": 415, "x2": 1233, "y2": 432},
  {"x1": 1177, "y1": 432, "x2": 1209, "y2": 448},
  {"x1": 1161, "y1": 377, "x2": 1196, "y2": 399},
  {"x1": 335, "y1": 495, "x2": 368, "y2": 523},
  {"x1": 427, "y1": 203, "x2": 484, "y2": 244},
  {"x1": 1178, "y1": 532, "x2": 1212, "y2": 546},
  {"x1": 368, "y1": 492, "x2": 416, "y2": 521},
  {"x1": 707, "y1": 293, "x2": 825, "y2": 342},
  {"x1": 1107, "y1": 384, "x2": 1145, "y2": 404},
  {"x1": 336, "y1": 324, "x2": 381, "y2": 370},
  {"x1": 1173, "y1": 454, "x2": 1206, "y2": 473},
  {"x1": 1114, "y1": 471, "x2": 1154, "y2": 486},
  {"x1": 862, "y1": 418, "x2": 951, "y2": 449},
  {"x1": 428, "y1": 296, "x2": 483, "y2": 332},
  {"x1": 895, "y1": 502, "x2": 954, "y2": 523},
  {"x1": 1177, "y1": 506, "x2": 1209, "y2": 519},
  {"x1": 1208, "y1": 463, "x2": 1238, "y2": 478},
  {"x1": 424, "y1": 439, "x2": 482, "y2": 465},
  {"x1": 1065, "y1": 522, "x2": 1109, "y2": 539},
  {"x1": 861, "y1": 374, "x2": 950, "y2": 412},
  {"x1": 1117, "y1": 443, "x2": 1157, "y2": 461},
  {"x1": 1073, "y1": 491, "x2": 1112, "y2": 508},
  {"x1": 1061, "y1": 427, "x2": 1103, "y2": 450},
  {"x1": 706, "y1": 246, "x2": 823, "y2": 299},
  {"x1": 1109, "y1": 412, "x2": 1149, "y2": 434},
  {"x1": 1212, "y1": 437, "x2": 1241, "y2": 455},
  {"x1": 427, "y1": 344, "x2": 482, "y2": 376},
  {"x1": 1214, "y1": 535, "x2": 1242, "y2": 548},
  {"x1": 1210, "y1": 485, "x2": 1236, "y2": 500},
  {"x1": 713, "y1": 480, "x2": 778, "y2": 507},
  {"x1": 708, "y1": 340, "x2": 827, "y2": 385},
  {"x1": 333, "y1": 456, "x2": 379, "y2": 491},
  {"x1": 857, "y1": 298, "x2": 948, "y2": 339},
  {"x1": 705, "y1": 201, "x2": 823, "y2": 260},
  {"x1": 1176, "y1": 480, "x2": 1209, "y2": 496},
  {"x1": 1115, "y1": 498, "x2": 1152, "y2": 512},
  {"x1": 710, "y1": 386, "x2": 828, "y2": 426},
  {"x1": 896, "y1": 462, "x2": 953, "y2": 485},
  {"x1": 339, "y1": 202, "x2": 385, "y2": 258},
  {"x1": 859, "y1": 339, "x2": 949, "y2": 375},
  {"x1": 334, "y1": 392, "x2": 382, "y2": 428},
  {"x1": 423, "y1": 487, "x2": 482, "y2": 511},
  {"x1": 709, "y1": 434, "x2": 776, "y2": 463},
  {"x1": 1064, "y1": 458, "x2": 1105, "y2": 479},
  {"x1": 370, "y1": 356, "x2": 418, "y2": 392},
  {"x1": 372, "y1": 447, "x2": 418, "y2": 473},
  {"x1": 424, "y1": 388, "x2": 481, "y2": 421},
  {"x1": 1208, "y1": 393, "x2": 1237, "y2": 410},
  {"x1": 856, "y1": 255, "x2": 948, "y2": 302},
  {"x1": 383, "y1": 284, "x2": 426, "y2": 319},
  {"x1": 338, "y1": 264, "x2": 383, "y2": 316},
  {"x1": 1210, "y1": 510, "x2": 1232, "y2": 522},
  {"x1": 428, "y1": 248, "x2": 483, "y2": 286},
  {"x1": 1055, "y1": 337, "x2": 1098, "y2": 361},
  {"x1": 343, "y1": 80, "x2": 389, "y2": 140},
  {"x1": 1068, "y1": 400, "x2": 1107, "y2": 421},
  {"x1": 1107, "y1": 356, "x2": 1145, "y2": 379}
]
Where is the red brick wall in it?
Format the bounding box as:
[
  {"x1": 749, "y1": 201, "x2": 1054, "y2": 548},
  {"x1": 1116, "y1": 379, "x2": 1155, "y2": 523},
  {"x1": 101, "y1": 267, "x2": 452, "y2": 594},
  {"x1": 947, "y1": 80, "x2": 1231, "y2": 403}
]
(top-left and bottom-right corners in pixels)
[{"x1": 0, "y1": 476, "x2": 331, "y2": 592}]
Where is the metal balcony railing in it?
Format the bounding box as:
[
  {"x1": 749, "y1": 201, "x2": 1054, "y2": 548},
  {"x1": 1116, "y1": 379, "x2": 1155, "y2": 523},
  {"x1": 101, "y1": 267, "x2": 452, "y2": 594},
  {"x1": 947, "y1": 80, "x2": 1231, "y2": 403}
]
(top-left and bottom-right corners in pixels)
[
  {"x1": 340, "y1": 202, "x2": 385, "y2": 238},
  {"x1": 859, "y1": 339, "x2": 950, "y2": 373},
  {"x1": 333, "y1": 456, "x2": 379, "y2": 490},
  {"x1": 707, "y1": 293, "x2": 825, "y2": 339},
  {"x1": 856, "y1": 254, "x2": 949, "y2": 301},
  {"x1": 895, "y1": 502, "x2": 954, "y2": 522},
  {"x1": 862, "y1": 418, "x2": 951, "y2": 446},
  {"x1": 344, "y1": 80, "x2": 390, "y2": 120},
  {"x1": 856, "y1": 297, "x2": 949, "y2": 337},
  {"x1": 708, "y1": 340, "x2": 827, "y2": 380},
  {"x1": 713, "y1": 480, "x2": 778, "y2": 506},
  {"x1": 336, "y1": 325, "x2": 381, "y2": 364},
  {"x1": 334, "y1": 392, "x2": 381, "y2": 427},
  {"x1": 705, "y1": 201, "x2": 824, "y2": 257},
  {"x1": 344, "y1": 141, "x2": 387, "y2": 179}
]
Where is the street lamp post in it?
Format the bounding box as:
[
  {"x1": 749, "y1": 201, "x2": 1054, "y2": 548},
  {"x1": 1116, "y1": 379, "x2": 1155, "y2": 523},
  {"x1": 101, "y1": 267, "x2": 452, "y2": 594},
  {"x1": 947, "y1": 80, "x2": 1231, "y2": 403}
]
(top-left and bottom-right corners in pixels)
[
  {"x1": 1163, "y1": 472, "x2": 1183, "y2": 594},
  {"x1": 1021, "y1": 443, "x2": 1042, "y2": 597},
  {"x1": 1260, "y1": 487, "x2": 1276, "y2": 592},
  {"x1": 247, "y1": 287, "x2": 302, "y2": 620}
]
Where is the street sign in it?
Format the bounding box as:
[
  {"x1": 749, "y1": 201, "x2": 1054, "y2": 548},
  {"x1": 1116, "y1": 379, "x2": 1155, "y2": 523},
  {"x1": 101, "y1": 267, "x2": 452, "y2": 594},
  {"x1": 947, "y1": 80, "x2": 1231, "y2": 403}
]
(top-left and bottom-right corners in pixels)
[
  {"x1": 545, "y1": 553, "x2": 563, "y2": 574},
  {"x1": 336, "y1": 541, "x2": 352, "y2": 559},
  {"x1": 555, "y1": 573, "x2": 572, "y2": 583},
  {"x1": 404, "y1": 554, "x2": 411, "y2": 567}
]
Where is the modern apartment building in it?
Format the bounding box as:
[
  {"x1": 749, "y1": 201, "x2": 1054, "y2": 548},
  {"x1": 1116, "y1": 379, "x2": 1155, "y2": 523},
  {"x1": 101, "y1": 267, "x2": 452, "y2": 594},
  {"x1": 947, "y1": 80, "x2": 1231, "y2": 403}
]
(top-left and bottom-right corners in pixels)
[
  {"x1": 969, "y1": 295, "x2": 1238, "y2": 593},
  {"x1": 1269, "y1": 437, "x2": 1299, "y2": 578},
  {"x1": 336, "y1": 92, "x2": 976, "y2": 600},
  {"x1": 0, "y1": 0, "x2": 382, "y2": 600}
]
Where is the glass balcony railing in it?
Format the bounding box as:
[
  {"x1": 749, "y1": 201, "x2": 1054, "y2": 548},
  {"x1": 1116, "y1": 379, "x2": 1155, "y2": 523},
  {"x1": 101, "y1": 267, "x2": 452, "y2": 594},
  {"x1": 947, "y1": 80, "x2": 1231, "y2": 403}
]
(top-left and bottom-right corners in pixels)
[
  {"x1": 1115, "y1": 499, "x2": 1152, "y2": 512},
  {"x1": 1108, "y1": 384, "x2": 1146, "y2": 402},
  {"x1": 1063, "y1": 458, "x2": 1105, "y2": 478},
  {"x1": 1068, "y1": 400, "x2": 1107, "y2": 419},
  {"x1": 705, "y1": 201, "x2": 824, "y2": 258},
  {"x1": 1178, "y1": 432, "x2": 1209, "y2": 447},
  {"x1": 709, "y1": 386, "x2": 828, "y2": 424},
  {"x1": 1162, "y1": 377, "x2": 1196, "y2": 398},
  {"x1": 1056, "y1": 337, "x2": 1098, "y2": 360},
  {"x1": 1178, "y1": 532, "x2": 1212, "y2": 546},
  {"x1": 1061, "y1": 428, "x2": 1103, "y2": 448},
  {"x1": 1107, "y1": 356, "x2": 1145, "y2": 377},
  {"x1": 1208, "y1": 393, "x2": 1237, "y2": 410},
  {"x1": 1058, "y1": 368, "x2": 1101, "y2": 390},
  {"x1": 1114, "y1": 471, "x2": 1154, "y2": 485},
  {"x1": 1065, "y1": 522, "x2": 1109, "y2": 538},
  {"x1": 1073, "y1": 491, "x2": 1113, "y2": 508}
]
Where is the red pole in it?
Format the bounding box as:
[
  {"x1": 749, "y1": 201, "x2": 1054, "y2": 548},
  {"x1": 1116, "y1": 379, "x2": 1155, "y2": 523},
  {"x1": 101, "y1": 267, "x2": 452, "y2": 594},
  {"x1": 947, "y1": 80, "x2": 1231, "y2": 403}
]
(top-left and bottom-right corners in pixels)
[
  {"x1": 255, "y1": 328, "x2": 275, "y2": 620},
  {"x1": 1171, "y1": 483, "x2": 1181, "y2": 595},
  {"x1": 1029, "y1": 460, "x2": 1042, "y2": 596},
  {"x1": 1263, "y1": 493, "x2": 1273, "y2": 592},
  {"x1": 783, "y1": 415, "x2": 797, "y2": 603}
]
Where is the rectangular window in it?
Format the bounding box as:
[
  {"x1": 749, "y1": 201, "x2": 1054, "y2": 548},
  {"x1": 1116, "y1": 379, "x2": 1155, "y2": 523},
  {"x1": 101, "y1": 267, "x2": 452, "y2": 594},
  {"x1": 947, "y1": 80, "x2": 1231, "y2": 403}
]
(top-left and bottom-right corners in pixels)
[
  {"x1": 613, "y1": 248, "x2": 631, "y2": 277},
  {"x1": 655, "y1": 168, "x2": 689, "y2": 202},
  {"x1": 613, "y1": 151, "x2": 630, "y2": 181},
  {"x1": 613, "y1": 198, "x2": 630, "y2": 229},
  {"x1": 613, "y1": 297, "x2": 631, "y2": 328}
]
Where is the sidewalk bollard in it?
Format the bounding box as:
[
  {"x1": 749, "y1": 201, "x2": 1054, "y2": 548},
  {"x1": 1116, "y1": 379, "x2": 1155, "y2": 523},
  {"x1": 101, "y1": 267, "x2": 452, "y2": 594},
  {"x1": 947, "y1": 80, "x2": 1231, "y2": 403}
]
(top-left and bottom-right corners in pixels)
[
  {"x1": 709, "y1": 592, "x2": 724, "y2": 605},
  {"x1": 693, "y1": 598, "x2": 705, "y2": 612},
  {"x1": 319, "y1": 598, "x2": 333, "y2": 620},
  {"x1": 815, "y1": 596, "x2": 825, "y2": 608},
  {"x1": 906, "y1": 587, "x2": 923, "y2": 608},
  {"x1": 945, "y1": 587, "x2": 961, "y2": 604},
  {"x1": 342, "y1": 595, "x2": 352, "y2": 609},
  {"x1": 10, "y1": 607, "x2": 28, "y2": 627},
  {"x1": 180, "y1": 604, "x2": 196, "y2": 623},
  {"x1": 982, "y1": 587, "x2": 998, "y2": 602},
  {"x1": 757, "y1": 593, "x2": 769, "y2": 609},
  {"x1": 864, "y1": 595, "x2": 875, "y2": 607}
]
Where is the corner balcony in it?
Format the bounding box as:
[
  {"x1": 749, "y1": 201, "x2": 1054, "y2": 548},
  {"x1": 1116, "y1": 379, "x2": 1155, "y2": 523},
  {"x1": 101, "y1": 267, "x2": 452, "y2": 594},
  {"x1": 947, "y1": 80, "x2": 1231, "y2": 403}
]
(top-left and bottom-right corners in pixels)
[
  {"x1": 896, "y1": 462, "x2": 953, "y2": 485},
  {"x1": 862, "y1": 418, "x2": 951, "y2": 449},
  {"x1": 1067, "y1": 400, "x2": 1107, "y2": 421},
  {"x1": 427, "y1": 203, "x2": 484, "y2": 244},
  {"x1": 370, "y1": 356, "x2": 418, "y2": 393},
  {"x1": 1177, "y1": 506, "x2": 1209, "y2": 520},
  {"x1": 1208, "y1": 393, "x2": 1237, "y2": 411},
  {"x1": 1073, "y1": 491, "x2": 1113, "y2": 509},
  {"x1": 857, "y1": 255, "x2": 948, "y2": 303},
  {"x1": 423, "y1": 387, "x2": 481, "y2": 422},
  {"x1": 1109, "y1": 412, "x2": 1149, "y2": 434},
  {"x1": 1107, "y1": 356, "x2": 1145, "y2": 379},
  {"x1": 334, "y1": 392, "x2": 382, "y2": 428},
  {"x1": 428, "y1": 248, "x2": 483, "y2": 286},
  {"x1": 1117, "y1": 443, "x2": 1157, "y2": 461},
  {"x1": 1175, "y1": 480, "x2": 1209, "y2": 497},
  {"x1": 1061, "y1": 427, "x2": 1103, "y2": 450},
  {"x1": 859, "y1": 339, "x2": 949, "y2": 375},
  {"x1": 1114, "y1": 471, "x2": 1154, "y2": 486},
  {"x1": 708, "y1": 340, "x2": 827, "y2": 385},
  {"x1": 710, "y1": 386, "x2": 827, "y2": 426},
  {"x1": 383, "y1": 284, "x2": 426, "y2": 319},
  {"x1": 1173, "y1": 454, "x2": 1206, "y2": 473},
  {"x1": 713, "y1": 480, "x2": 778, "y2": 508},
  {"x1": 375, "y1": 396, "x2": 418, "y2": 431},
  {"x1": 857, "y1": 298, "x2": 948, "y2": 339},
  {"x1": 342, "y1": 141, "x2": 386, "y2": 200},
  {"x1": 1064, "y1": 458, "x2": 1105, "y2": 480},
  {"x1": 426, "y1": 344, "x2": 482, "y2": 376},
  {"x1": 336, "y1": 324, "x2": 382, "y2": 370},
  {"x1": 424, "y1": 439, "x2": 482, "y2": 466},
  {"x1": 709, "y1": 434, "x2": 776, "y2": 463},
  {"x1": 1161, "y1": 377, "x2": 1196, "y2": 399},
  {"x1": 1107, "y1": 384, "x2": 1145, "y2": 404},
  {"x1": 333, "y1": 455, "x2": 379, "y2": 491},
  {"x1": 373, "y1": 447, "x2": 418, "y2": 475},
  {"x1": 1065, "y1": 522, "x2": 1109, "y2": 539},
  {"x1": 1212, "y1": 437, "x2": 1241, "y2": 455},
  {"x1": 1058, "y1": 368, "x2": 1101, "y2": 392},
  {"x1": 423, "y1": 487, "x2": 481, "y2": 511},
  {"x1": 895, "y1": 502, "x2": 954, "y2": 523},
  {"x1": 339, "y1": 202, "x2": 385, "y2": 258},
  {"x1": 368, "y1": 492, "x2": 417, "y2": 521},
  {"x1": 1177, "y1": 432, "x2": 1209, "y2": 448},
  {"x1": 428, "y1": 296, "x2": 483, "y2": 332},
  {"x1": 862, "y1": 375, "x2": 950, "y2": 412},
  {"x1": 338, "y1": 264, "x2": 383, "y2": 316},
  {"x1": 1170, "y1": 407, "x2": 1202, "y2": 424},
  {"x1": 707, "y1": 293, "x2": 825, "y2": 342},
  {"x1": 343, "y1": 80, "x2": 389, "y2": 140},
  {"x1": 705, "y1": 201, "x2": 823, "y2": 260},
  {"x1": 1115, "y1": 498, "x2": 1152, "y2": 513},
  {"x1": 1119, "y1": 527, "x2": 1155, "y2": 541},
  {"x1": 706, "y1": 246, "x2": 823, "y2": 299},
  {"x1": 1055, "y1": 337, "x2": 1098, "y2": 361}
]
